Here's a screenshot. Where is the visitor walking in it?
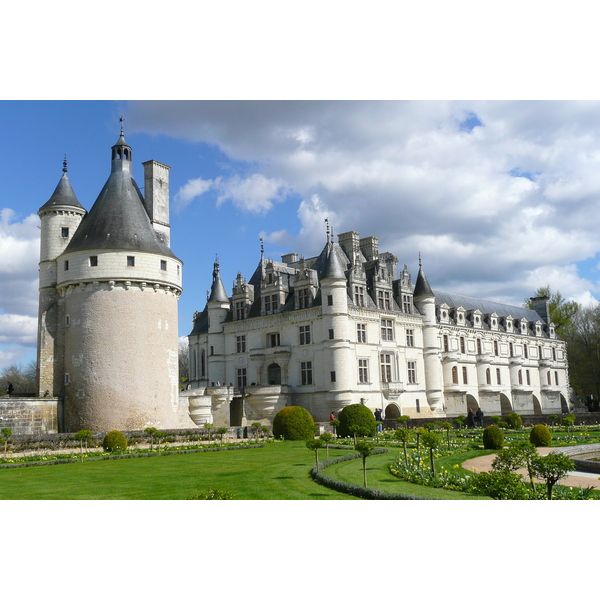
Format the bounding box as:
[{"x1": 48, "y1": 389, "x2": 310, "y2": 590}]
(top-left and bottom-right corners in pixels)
[
  {"x1": 329, "y1": 411, "x2": 336, "y2": 421},
  {"x1": 6, "y1": 382, "x2": 13, "y2": 397},
  {"x1": 374, "y1": 408, "x2": 383, "y2": 432}
]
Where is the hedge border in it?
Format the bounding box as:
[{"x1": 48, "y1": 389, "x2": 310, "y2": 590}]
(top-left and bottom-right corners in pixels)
[
  {"x1": 309, "y1": 447, "x2": 435, "y2": 500},
  {"x1": 0, "y1": 444, "x2": 265, "y2": 469}
]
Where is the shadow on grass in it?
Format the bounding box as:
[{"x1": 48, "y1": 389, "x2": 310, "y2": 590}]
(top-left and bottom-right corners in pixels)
[{"x1": 273, "y1": 476, "x2": 293, "y2": 479}]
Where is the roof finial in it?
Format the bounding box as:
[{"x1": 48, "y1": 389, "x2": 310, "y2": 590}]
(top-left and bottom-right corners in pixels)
[
  {"x1": 62, "y1": 154, "x2": 68, "y2": 173},
  {"x1": 260, "y1": 237, "x2": 264, "y2": 261},
  {"x1": 419, "y1": 252, "x2": 422, "y2": 268},
  {"x1": 119, "y1": 115, "x2": 125, "y2": 137},
  {"x1": 325, "y1": 217, "x2": 330, "y2": 243}
]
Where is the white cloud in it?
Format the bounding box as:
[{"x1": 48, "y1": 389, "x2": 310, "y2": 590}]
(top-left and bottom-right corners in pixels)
[
  {"x1": 129, "y1": 100, "x2": 600, "y2": 306},
  {"x1": 173, "y1": 177, "x2": 213, "y2": 211},
  {"x1": 0, "y1": 314, "x2": 37, "y2": 345}
]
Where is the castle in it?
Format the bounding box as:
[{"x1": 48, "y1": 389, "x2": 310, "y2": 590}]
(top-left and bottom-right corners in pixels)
[
  {"x1": 186, "y1": 229, "x2": 570, "y2": 427},
  {"x1": 36, "y1": 130, "x2": 192, "y2": 432}
]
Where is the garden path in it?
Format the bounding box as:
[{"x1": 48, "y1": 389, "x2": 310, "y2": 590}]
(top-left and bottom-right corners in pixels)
[{"x1": 461, "y1": 446, "x2": 600, "y2": 490}]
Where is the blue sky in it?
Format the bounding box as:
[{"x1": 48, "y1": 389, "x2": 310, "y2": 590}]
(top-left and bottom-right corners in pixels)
[
  {"x1": 0, "y1": 101, "x2": 600, "y2": 366},
  {"x1": 3, "y1": 99, "x2": 600, "y2": 370}
]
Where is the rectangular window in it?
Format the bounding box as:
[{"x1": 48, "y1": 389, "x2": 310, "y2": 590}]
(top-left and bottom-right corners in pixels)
[
  {"x1": 462, "y1": 366, "x2": 468, "y2": 384},
  {"x1": 358, "y1": 359, "x2": 369, "y2": 383},
  {"x1": 327, "y1": 294, "x2": 333, "y2": 306},
  {"x1": 555, "y1": 371, "x2": 559, "y2": 385},
  {"x1": 328, "y1": 329, "x2": 334, "y2": 340},
  {"x1": 452, "y1": 366, "x2": 458, "y2": 384},
  {"x1": 299, "y1": 325, "x2": 311, "y2": 345},
  {"x1": 477, "y1": 339, "x2": 482, "y2": 354},
  {"x1": 298, "y1": 288, "x2": 311, "y2": 309},
  {"x1": 64, "y1": 373, "x2": 70, "y2": 385},
  {"x1": 301, "y1": 361, "x2": 313, "y2": 385},
  {"x1": 357, "y1": 323, "x2": 367, "y2": 343},
  {"x1": 402, "y1": 294, "x2": 412, "y2": 313},
  {"x1": 265, "y1": 295, "x2": 271, "y2": 314},
  {"x1": 407, "y1": 361, "x2": 417, "y2": 384},
  {"x1": 127, "y1": 256, "x2": 135, "y2": 267},
  {"x1": 160, "y1": 260, "x2": 167, "y2": 271},
  {"x1": 518, "y1": 370, "x2": 523, "y2": 385},
  {"x1": 406, "y1": 329, "x2": 414, "y2": 347},
  {"x1": 494, "y1": 341, "x2": 499, "y2": 356},
  {"x1": 416, "y1": 398, "x2": 420, "y2": 413},
  {"x1": 460, "y1": 337, "x2": 466, "y2": 354},
  {"x1": 380, "y1": 354, "x2": 392, "y2": 382},
  {"x1": 443, "y1": 335, "x2": 449, "y2": 352},
  {"x1": 486, "y1": 368, "x2": 491, "y2": 385},
  {"x1": 89, "y1": 256, "x2": 98, "y2": 267},
  {"x1": 61, "y1": 227, "x2": 69, "y2": 238},
  {"x1": 524, "y1": 344, "x2": 528, "y2": 359},
  {"x1": 526, "y1": 370, "x2": 531, "y2": 385},
  {"x1": 377, "y1": 290, "x2": 390, "y2": 309},
  {"x1": 235, "y1": 301, "x2": 245, "y2": 321},
  {"x1": 496, "y1": 368, "x2": 501, "y2": 385},
  {"x1": 65, "y1": 315, "x2": 70, "y2": 326},
  {"x1": 237, "y1": 368, "x2": 247, "y2": 388},
  {"x1": 64, "y1": 260, "x2": 69, "y2": 271},
  {"x1": 381, "y1": 319, "x2": 394, "y2": 341},
  {"x1": 269, "y1": 332, "x2": 280, "y2": 348},
  {"x1": 236, "y1": 335, "x2": 246, "y2": 353},
  {"x1": 330, "y1": 371, "x2": 336, "y2": 383},
  {"x1": 354, "y1": 285, "x2": 365, "y2": 307}
]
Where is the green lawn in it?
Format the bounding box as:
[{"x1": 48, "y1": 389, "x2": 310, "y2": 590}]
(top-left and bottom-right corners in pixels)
[{"x1": 0, "y1": 442, "x2": 487, "y2": 500}]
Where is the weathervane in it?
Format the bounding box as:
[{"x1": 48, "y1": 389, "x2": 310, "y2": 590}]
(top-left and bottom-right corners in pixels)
[
  {"x1": 62, "y1": 154, "x2": 68, "y2": 173},
  {"x1": 119, "y1": 115, "x2": 125, "y2": 136}
]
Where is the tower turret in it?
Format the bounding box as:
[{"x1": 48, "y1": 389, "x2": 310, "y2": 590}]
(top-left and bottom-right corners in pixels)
[
  {"x1": 413, "y1": 256, "x2": 443, "y2": 413},
  {"x1": 206, "y1": 258, "x2": 230, "y2": 385},
  {"x1": 36, "y1": 158, "x2": 86, "y2": 397}
]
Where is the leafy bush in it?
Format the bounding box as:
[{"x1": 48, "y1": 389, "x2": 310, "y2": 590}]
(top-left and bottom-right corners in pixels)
[
  {"x1": 505, "y1": 412, "x2": 523, "y2": 430},
  {"x1": 187, "y1": 488, "x2": 236, "y2": 500},
  {"x1": 482, "y1": 425, "x2": 504, "y2": 450},
  {"x1": 529, "y1": 424, "x2": 552, "y2": 447},
  {"x1": 102, "y1": 430, "x2": 128, "y2": 452},
  {"x1": 336, "y1": 404, "x2": 377, "y2": 438},
  {"x1": 272, "y1": 406, "x2": 315, "y2": 440},
  {"x1": 466, "y1": 471, "x2": 529, "y2": 500}
]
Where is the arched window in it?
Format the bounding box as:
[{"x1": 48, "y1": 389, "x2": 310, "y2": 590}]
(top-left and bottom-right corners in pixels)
[
  {"x1": 486, "y1": 368, "x2": 491, "y2": 385},
  {"x1": 452, "y1": 366, "x2": 458, "y2": 384}
]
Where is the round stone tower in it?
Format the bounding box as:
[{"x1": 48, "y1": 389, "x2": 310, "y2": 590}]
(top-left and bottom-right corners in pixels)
[
  {"x1": 56, "y1": 132, "x2": 183, "y2": 432},
  {"x1": 37, "y1": 158, "x2": 87, "y2": 397}
]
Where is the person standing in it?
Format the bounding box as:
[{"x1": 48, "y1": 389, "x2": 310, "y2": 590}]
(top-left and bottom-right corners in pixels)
[
  {"x1": 6, "y1": 382, "x2": 13, "y2": 398},
  {"x1": 466, "y1": 408, "x2": 475, "y2": 429},
  {"x1": 374, "y1": 408, "x2": 383, "y2": 433},
  {"x1": 476, "y1": 407, "x2": 484, "y2": 427}
]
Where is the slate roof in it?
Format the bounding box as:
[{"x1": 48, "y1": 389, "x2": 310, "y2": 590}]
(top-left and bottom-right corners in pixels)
[{"x1": 39, "y1": 172, "x2": 85, "y2": 212}]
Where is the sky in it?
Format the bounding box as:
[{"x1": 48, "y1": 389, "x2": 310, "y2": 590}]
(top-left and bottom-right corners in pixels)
[{"x1": 3, "y1": 99, "x2": 600, "y2": 370}]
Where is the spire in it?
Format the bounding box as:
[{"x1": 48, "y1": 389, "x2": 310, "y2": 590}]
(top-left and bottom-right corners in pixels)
[
  {"x1": 111, "y1": 117, "x2": 132, "y2": 173},
  {"x1": 321, "y1": 241, "x2": 346, "y2": 280},
  {"x1": 413, "y1": 253, "x2": 434, "y2": 298},
  {"x1": 39, "y1": 158, "x2": 85, "y2": 212},
  {"x1": 208, "y1": 257, "x2": 229, "y2": 303}
]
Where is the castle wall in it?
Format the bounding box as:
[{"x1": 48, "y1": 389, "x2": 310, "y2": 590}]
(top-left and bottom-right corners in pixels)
[
  {"x1": 0, "y1": 398, "x2": 59, "y2": 435},
  {"x1": 62, "y1": 282, "x2": 181, "y2": 432}
]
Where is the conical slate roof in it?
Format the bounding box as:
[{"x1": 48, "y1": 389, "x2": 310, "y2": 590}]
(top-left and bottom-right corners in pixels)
[
  {"x1": 413, "y1": 265, "x2": 434, "y2": 298},
  {"x1": 208, "y1": 261, "x2": 229, "y2": 303},
  {"x1": 64, "y1": 136, "x2": 176, "y2": 259},
  {"x1": 320, "y1": 241, "x2": 347, "y2": 280},
  {"x1": 39, "y1": 171, "x2": 85, "y2": 212}
]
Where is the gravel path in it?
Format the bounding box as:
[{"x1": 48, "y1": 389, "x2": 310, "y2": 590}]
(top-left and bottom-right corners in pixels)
[{"x1": 461, "y1": 446, "x2": 600, "y2": 489}]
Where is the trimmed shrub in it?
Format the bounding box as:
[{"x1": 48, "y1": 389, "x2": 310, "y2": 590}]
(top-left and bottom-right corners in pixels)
[
  {"x1": 272, "y1": 406, "x2": 315, "y2": 440},
  {"x1": 336, "y1": 404, "x2": 377, "y2": 439},
  {"x1": 505, "y1": 412, "x2": 523, "y2": 430},
  {"x1": 482, "y1": 425, "x2": 504, "y2": 450},
  {"x1": 102, "y1": 430, "x2": 128, "y2": 452},
  {"x1": 529, "y1": 424, "x2": 552, "y2": 447}
]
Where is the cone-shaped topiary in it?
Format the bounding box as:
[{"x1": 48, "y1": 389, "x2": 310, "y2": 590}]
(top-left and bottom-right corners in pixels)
[
  {"x1": 337, "y1": 404, "x2": 377, "y2": 439},
  {"x1": 102, "y1": 430, "x2": 128, "y2": 452},
  {"x1": 272, "y1": 406, "x2": 315, "y2": 440},
  {"x1": 530, "y1": 423, "x2": 552, "y2": 447},
  {"x1": 482, "y1": 424, "x2": 504, "y2": 450}
]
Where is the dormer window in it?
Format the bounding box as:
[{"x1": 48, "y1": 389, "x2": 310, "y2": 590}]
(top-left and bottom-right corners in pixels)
[{"x1": 298, "y1": 288, "x2": 311, "y2": 309}]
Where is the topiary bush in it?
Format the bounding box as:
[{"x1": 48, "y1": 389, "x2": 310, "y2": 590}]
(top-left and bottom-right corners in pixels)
[
  {"x1": 272, "y1": 406, "x2": 315, "y2": 440},
  {"x1": 336, "y1": 404, "x2": 377, "y2": 439},
  {"x1": 529, "y1": 423, "x2": 552, "y2": 447},
  {"x1": 102, "y1": 430, "x2": 128, "y2": 452},
  {"x1": 482, "y1": 425, "x2": 504, "y2": 450},
  {"x1": 505, "y1": 412, "x2": 522, "y2": 430}
]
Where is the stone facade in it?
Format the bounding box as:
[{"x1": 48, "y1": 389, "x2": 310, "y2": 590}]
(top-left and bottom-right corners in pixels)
[
  {"x1": 188, "y1": 230, "x2": 570, "y2": 425},
  {"x1": 0, "y1": 398, "x2": 59, "y2": 435},
  {"x1": 35, "y1": 134, "x2": 194, "y2": 432}
]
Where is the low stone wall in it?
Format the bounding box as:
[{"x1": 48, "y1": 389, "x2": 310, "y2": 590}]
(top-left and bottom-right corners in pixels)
[{"x1": 0, "y1": 398, "x2": 60, "y2": 435}]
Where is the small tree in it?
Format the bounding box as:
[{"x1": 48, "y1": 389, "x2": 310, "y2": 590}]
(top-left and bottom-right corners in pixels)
[
  {"x1": 420, "y1": 431, "x2": 441, "y2": 477},
  {"x1": 261, "y1": 426, "x2": 270, "y2": 439},
  {"x1": 414, "y1": 427, "x2": 427, "y2": 450},
  {"x1": 217, "y1": 427, "x2": 228, "y2": 444},
  {"x1": 144, "y1": 427, "x2": 158, "y2": 451},
  {"x1": 154, "y1": 430, "x2": 167, "y2": 454},
  {"x1": 320, "y1": 432, "x2": 334, "y2": 459},
  {"x1": 394, "y1": 428, "x2": 412, "y2": 466},
  {"x1": 355, "y1": 441, "x2": 374, "y2": 487},
  {"x1": 73, "y1": 429, "x2": 93, "y2": 460},
  {"x1": 562, "y1": 414, "x2": 576, "y2": 434},
  {"x1": 251, "y1": 422, "x2": 262, "y2": 439},
  {"x1": 349, "y1": 424, "x2": 370, "y2": 444},
  {"x1": 396, "y1": 415, "x2": 411, "y2": 429},
  {"x1": 306, "y1": 438, "x2": 325, "y2": 472},
  {"x1": 452, "y1": 415, "x2": 465, "y2": 429},
  {"x1": 439, "y1": 421, "x2": 453, "y2": 449},
  {"x1": 1, "y1": 427, "x2": 12, "y2": 459},
  {"x1": 204, "y1": 422, "x2": 214, "y2": 442},
  {"x1": 548, "y1": 414, "x2": 559, "y2": 430},
  {"x1": 531, "y1": 452, "x2": 575, "y2": 500}
]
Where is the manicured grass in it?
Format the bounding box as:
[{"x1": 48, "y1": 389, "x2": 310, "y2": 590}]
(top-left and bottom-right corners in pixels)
[
  {"x1": 323, "y1": 450, "x2": 487, "y2": 499},
  {"x1": 0, "y1": 442, "x2": 364, "y2": 500}
]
